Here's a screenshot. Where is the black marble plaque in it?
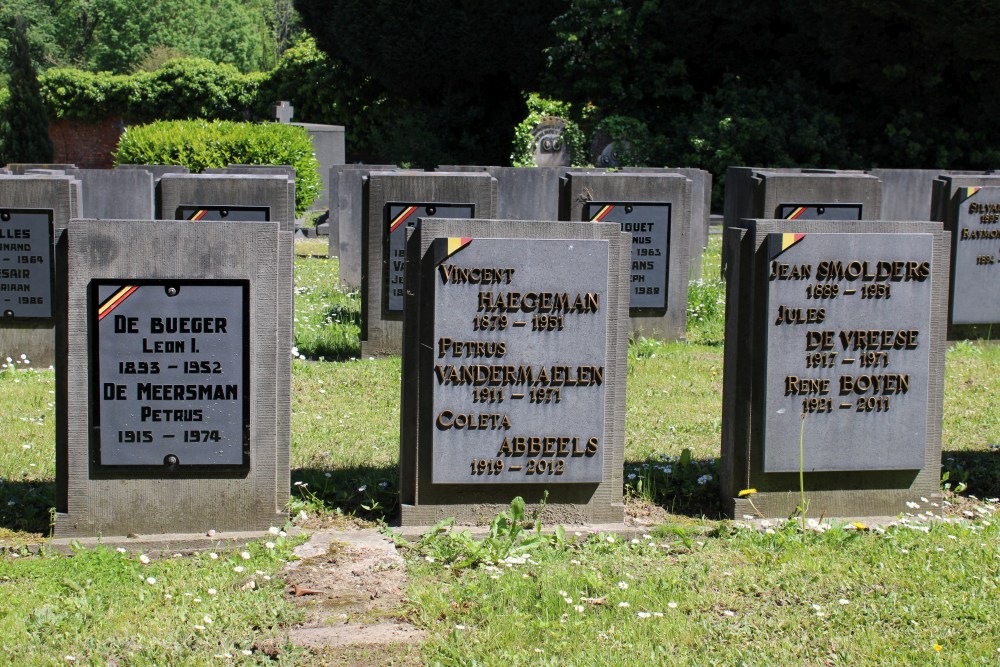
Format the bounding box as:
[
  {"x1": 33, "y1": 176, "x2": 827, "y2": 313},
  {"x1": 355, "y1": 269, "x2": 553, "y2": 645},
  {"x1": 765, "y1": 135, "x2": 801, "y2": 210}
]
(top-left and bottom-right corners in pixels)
[
  {"x1": 385, "y1": 203, "x2": 474, "y2": 312},
  {"x1": 0, "y1": 209, "x2": 53, "y2": 318},
  {"x1": 950, "y1": 186, "x2": 1000, "y2": 324},
  {"x1": 430, "y1": 237, "x2": 608, "y2": 484},
  {"x1": 91, "y1": 280, "x2": 249, "y2": 470},
  {"x1": 176, "y1": 206, "x2": 270, "y2": 221},
  {"x1": 777, "y1": 204, "x2": 863, "y2": 220},
  {"x1": 586, "y1": 202, "x2": 670, "y2": 309},
  {"x1": 761, "y1": 232, "x2": 933, "y2": 472}
]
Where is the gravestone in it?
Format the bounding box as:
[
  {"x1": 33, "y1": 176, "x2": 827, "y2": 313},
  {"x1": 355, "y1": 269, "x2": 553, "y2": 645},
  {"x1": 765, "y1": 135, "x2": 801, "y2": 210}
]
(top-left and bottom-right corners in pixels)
[
  {"x1": 55, "y1": 219, "x2": 292, "y2": 537},
  {"x1": 438, "y1": 165, "x2": 712, "y2": 280},
  {"x1": 399, "y1": 218, "x2": 630, "y2": 526},
  {"x1": 930, "y1": 174, "x2": 1000, "y2": 329},
  {"x1": 6, "y1": 163, "x2": 77, "y2": 175},
  {"x1": 158, "y1": 174, "x2": 295, "y2": 232},
  {"x1": 291, "y1": 123, "x2": 346, "y2": 211},
  {"x1": 65, "y1": 168, "x2": 154, "y2": 219},
  {"x1": 328, "y1": 164, "x2": 398, "y2": 288},
  {"x1": 361, "y1": 172, "x2": 496, "y2": 356},
  {"x1": 273, "y1": 101, "x2": 294, "y2": 123},
  {"x1": 720, "y1": 219, "x2": 948, "y2": 518},
  {"x1": 563, "y1": 172, "x2": 692, "y2": 339},
  {"x1": 0, "y1": 174, "x2": 80, "y2": 368},
  {"x1": 722, "y1": 168, "x2": 882, "y2": 277},
  {"x1": 529, "y1": 117, "x2": 571, "y2": 167}
]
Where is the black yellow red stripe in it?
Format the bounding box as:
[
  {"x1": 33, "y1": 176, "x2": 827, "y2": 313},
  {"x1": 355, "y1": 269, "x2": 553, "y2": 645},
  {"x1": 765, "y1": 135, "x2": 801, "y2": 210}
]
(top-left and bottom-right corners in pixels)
[
  {"x1": 963, "y1": 186, "x2": 982, "y2": 200},
  {"x1": 389, "y1": 206, "x2": 419, "y2": 232},
  {"x1": 785, "y1": 206, "x2": 807, "y2": 220},
  {"x1": 97, "y1": 285, "x2": 138, "y2": 321},
  {"x1": 590, "y1": 204, "x2": 614, "y2": 222},
  {"x1": 188, "y1": 209, "x2": 209, "y2": 221}
]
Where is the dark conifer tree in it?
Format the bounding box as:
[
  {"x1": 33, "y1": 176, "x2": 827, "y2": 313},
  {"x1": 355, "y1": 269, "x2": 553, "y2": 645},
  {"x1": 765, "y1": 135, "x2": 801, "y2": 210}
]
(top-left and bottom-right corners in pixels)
[{"x1": 1, "y1": 17, "x2": 54, "y2": 164}]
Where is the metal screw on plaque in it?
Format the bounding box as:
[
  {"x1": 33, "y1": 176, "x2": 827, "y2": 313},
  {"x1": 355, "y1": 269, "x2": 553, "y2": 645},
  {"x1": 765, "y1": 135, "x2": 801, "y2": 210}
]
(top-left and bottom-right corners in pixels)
[
  {"x1": 625, "y1": 205, "x2": 634, "y2": 214},
  {"x1": 817, "y1": 207, "x2": 826, "y2": 215},
  {"x1": 220, "y1": 209, "x2": 229, "y2": 218},
  {"x1": 166, "y1": 287, "x2": 178, "y2": 297},
  {"x1": 425, "y1": 206, "x2": 436, "y2": 216},
  {"x1": 3, "y1": 309, "x2": 12, "y2": 318},
  {"x1": 164, "y1": 454, "x2": 179, "y2": 467},
  {"x1": 0, "y1": 211, "x2": 9, "y2": 222}
]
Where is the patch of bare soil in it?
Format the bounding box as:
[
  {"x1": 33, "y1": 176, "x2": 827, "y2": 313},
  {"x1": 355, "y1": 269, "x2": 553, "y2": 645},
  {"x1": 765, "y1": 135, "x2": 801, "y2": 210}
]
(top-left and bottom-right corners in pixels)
[{"x1": 283, "y1": 528, "x2": 424, "y2": 665}]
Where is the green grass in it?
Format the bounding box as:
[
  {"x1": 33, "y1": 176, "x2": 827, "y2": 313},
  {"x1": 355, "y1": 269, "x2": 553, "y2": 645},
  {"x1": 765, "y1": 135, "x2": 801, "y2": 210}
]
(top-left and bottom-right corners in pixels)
[
  {"x1": 0, "y1": 235, "x2": 998, "y2": 664},
  {"x1": 406, "y1": 517, "x2": 1000, "y2": 665},
  {"x1": 0, "y1": 537, "x2": 305, "y2": 665}
]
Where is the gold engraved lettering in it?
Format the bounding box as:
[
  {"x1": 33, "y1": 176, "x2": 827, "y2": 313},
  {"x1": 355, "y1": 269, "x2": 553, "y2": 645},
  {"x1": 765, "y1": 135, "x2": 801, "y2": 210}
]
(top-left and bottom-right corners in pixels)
[{"x1": 839, "y1": 374, "x2": 910, "y2": 395}]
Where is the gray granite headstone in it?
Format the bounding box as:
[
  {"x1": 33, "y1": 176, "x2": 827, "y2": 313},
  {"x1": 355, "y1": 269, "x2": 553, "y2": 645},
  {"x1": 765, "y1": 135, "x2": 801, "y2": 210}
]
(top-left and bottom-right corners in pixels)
[
  {"x1": 438, "y1": 166, "x2": 712, "y2": 280},
  {"x1": 291, "y1": 123, "x2": 346, "y2": 210},
  {"x1": 930, "y1": 175, "x2": 1000, "y2": 330},
  {"x1": 400, "y1": 218, "x2": 630, "y2": 526},
  {"x1": 722, "y1": 169, "x2": 882, "y2": 278},
  {"x1": 55, "y1": 219, "x2": 292, "y2": 537},
  {"x1": 361, "y1": 172, "x2": 496, "y2": 356},
  {"x1": 0, "y1": 175, "x2": 80, "y2": 368},
  {"x1": 328, "y1": 164, "x2": 398, "y2": 288},
  {"x1": 158, "y1": 174, "x2": 294, "y2": 232},
  {"x1": 720, "y1": 219, "x2": 948, "y2": 518},
  {"x1": 563, "y1": 172, "x2": 692, "y2": 340},
  {"x1": 6, "y1": 163, "x2": 77, "y2": 175},
  {"x1": 66, "y1": 168, "x2": 154, "y2": 220}
]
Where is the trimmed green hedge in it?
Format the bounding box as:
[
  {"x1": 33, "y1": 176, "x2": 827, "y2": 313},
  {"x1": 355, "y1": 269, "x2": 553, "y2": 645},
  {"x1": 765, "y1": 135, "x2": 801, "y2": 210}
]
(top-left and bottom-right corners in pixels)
[
  {"x1": 113, "y1": 120, "x2": 321, "y2": 215},
  {"x1": 41, "y1": 59, "x2": 268, "y2": 123}
]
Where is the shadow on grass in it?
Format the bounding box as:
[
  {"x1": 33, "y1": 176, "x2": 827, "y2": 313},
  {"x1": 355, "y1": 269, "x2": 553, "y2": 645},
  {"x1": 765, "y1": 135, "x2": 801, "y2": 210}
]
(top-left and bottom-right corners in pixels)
[
  {"x1": 624, "y1": 456, "x2": 725, "y2": 520},
  {"x1": 943, "y1": 449, "x2": 1000, "y2": 499},
  {"x1": 290, "y1": 465, "x2": 399, "y2": 523},
  {"x1": 0, "y1": 479, "x2": 55, "y2": 535}
]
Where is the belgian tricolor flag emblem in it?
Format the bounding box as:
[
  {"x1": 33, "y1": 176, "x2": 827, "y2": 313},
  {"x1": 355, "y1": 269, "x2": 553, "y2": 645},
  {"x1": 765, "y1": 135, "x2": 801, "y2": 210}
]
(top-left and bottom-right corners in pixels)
[
  {"x1": 784, "y1": 206, "x2": 808, "y2": 220},
  {"x1": 97, "y1": 285, "x2": 138, "y2": 321},
  {"x1": 187, "y1": 209, "x2": 209, "y2": 221},
  {"x1": 433, "y1": 237, "x2": 472, "y2": 266},
  {"x1": 389, "y1": 205, "x2": 420, "y2": 233},
  {"x1": 590, "y1": 204, "x2": 614, "y2": 222},
  {"x1": 960, "y1": 186, "x2": 982, "y2": 202},
  {"x1": 768, "y1": 233, "x2": 805, "y2": 261}
]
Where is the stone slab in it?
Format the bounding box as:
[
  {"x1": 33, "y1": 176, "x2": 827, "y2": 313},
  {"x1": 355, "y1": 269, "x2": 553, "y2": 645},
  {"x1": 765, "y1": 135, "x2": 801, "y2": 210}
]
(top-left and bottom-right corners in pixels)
[
  {"x1": 55, "y1": 220, "x2": 291, "y2": 537},
  {"x1": 720, "y1": 219, "x2": 948, "y2": 519},
  {"x1": 761, "y1": 232, "x2": 933, "y2": 472},
  {"x1": 328, "y1": 165, "x2": 398, "y2": 287},
  {"x1": 361, "y1": 172, "x2": 496, "y2": 356},
  {"x1": 66, "y1": 168, "x2": 154, "y2": 220},
  {"x1": 291, "y1": 123, "x2": 345, "y2": 210},
  {"x1": 158, "y1": 174, "x2": 294, "y2": 232},
  {"x1": 930, "y1": 175, "x2": 1000, "y2": 329},
  {"x1": 400, "y1": 218, "x2": 629, "y2": 525},
  {"x1": 0, "y1": 175, "x2": 80, "y2": 368},
  {"x1": 563, "y1": 172, "x2": 691, "y2": 340}
]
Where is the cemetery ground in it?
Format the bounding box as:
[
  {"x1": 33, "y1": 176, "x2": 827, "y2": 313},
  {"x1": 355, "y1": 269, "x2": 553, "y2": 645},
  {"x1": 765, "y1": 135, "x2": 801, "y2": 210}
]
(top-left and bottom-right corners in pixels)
[{"x1": 0, "y1": 237, "x2": 997, "y2": 665}]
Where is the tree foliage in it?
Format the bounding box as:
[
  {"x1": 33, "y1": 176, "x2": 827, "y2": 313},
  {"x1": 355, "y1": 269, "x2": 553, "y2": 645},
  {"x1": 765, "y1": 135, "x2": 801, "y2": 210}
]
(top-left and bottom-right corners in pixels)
[
  {"x1": 0, "y1": 0, "x2": 304, "y2": 74},
  {"x1": 294, "y1": 0, "x2": 567, "y2": 166},
  {"x1": 542, "y1": 0, "x2": 1000, "y2": 178}
]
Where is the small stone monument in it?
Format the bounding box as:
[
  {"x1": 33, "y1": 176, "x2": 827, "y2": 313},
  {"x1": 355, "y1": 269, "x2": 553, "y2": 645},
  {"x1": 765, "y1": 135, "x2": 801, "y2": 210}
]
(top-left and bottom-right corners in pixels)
[{"x1": 399, "y1": 217, "x2": 631, "y2": 526}]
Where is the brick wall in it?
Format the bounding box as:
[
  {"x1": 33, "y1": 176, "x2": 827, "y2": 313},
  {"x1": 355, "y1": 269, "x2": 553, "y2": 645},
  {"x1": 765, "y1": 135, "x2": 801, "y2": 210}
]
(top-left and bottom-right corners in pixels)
[{"x1": 48, "y1": 117, "x2": 125, "y2": 168}]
